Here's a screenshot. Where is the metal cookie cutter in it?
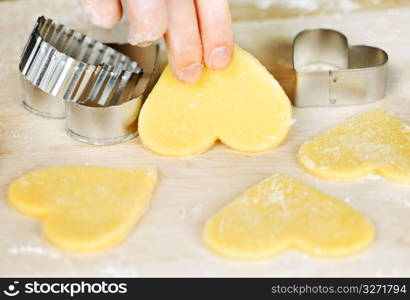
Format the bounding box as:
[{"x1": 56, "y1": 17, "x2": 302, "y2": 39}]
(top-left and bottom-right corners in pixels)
[
  {"x1": 65, "y1": 44, "x2": 159, "y2": 145},
  {"x1": 292, "y1": 29, "x2": 388, "y2": 107},
  {"x1": 19, "y1": 16, "x2": 159, "y2": 144}
]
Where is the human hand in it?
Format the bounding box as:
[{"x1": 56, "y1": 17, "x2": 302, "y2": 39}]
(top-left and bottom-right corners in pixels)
[{"x1": 81, "y1": 0, "x2": 234, "y2": 83}]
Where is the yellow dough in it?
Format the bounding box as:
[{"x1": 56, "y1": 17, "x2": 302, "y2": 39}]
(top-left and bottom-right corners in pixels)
[
  {"x1": 8, "y1": 167, "x2": 157, "y2": 252},
  {"x1": 138, "y1": 45, "x2": 292, "y2": 157},
  {"x1": 298, "y1": 109, "x2": 410, "y2": 183},
  {"x1": 203, "y1": 174, "x2": 374, "y2": 261}
]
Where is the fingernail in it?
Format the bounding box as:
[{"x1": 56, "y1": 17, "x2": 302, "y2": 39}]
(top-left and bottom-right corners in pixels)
[
  {"x1": 209, "y1": 46, "x2": 230, "y2": 70},
  {"x1": 179, "y1": 63, "x2": 203, "y2": 83},
  {"x1": 136, "y1": 40, "x2": 156, "y2": 47},
  {"x1": 128, "y1": 27, "x2": 157, "y2": 47},
  {"x1": 83, "y1": 3, "x2": 116, "y2": 28}
]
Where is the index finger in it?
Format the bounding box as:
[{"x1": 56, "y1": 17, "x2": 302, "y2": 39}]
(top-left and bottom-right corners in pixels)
[
  {"x1": 126, "y1": 0, "x2": 168, "y2": 47},
  {"x1": 195, "y1": 0, "x2": 234, "y2": 70},
  {"x1": 81, "y1": 0, "x2": 123, "y2": 28}
]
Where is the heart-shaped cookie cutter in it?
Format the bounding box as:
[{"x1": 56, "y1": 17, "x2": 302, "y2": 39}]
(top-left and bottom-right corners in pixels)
[
  {"x1": 292, "y1": 28, "x2": 388, "y2": 107},
  {"x1": 19, "y1": 16, "x2": 160, "y2": 145}
]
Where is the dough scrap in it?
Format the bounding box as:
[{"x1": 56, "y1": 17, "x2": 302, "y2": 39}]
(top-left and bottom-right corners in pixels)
[
  {"x1": 138, "y1": 45, "x2": 292, "y2": 157},
  {"x1": 298, "y1": 109, "x2": 410, "y2": 183},
  {"x1": 8, "y1": 167, "x2": 157, "y2": 252},
  {"x1": 203, "y1": 174, "x2": 374, "y2": 260}
]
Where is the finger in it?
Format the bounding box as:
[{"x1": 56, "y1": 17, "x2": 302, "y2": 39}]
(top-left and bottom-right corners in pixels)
[
  {"x1": 126, "y1": 0, "x2": 168, "y2": 47},
  {"x1": 81, "y1": 0, "x2": 123, "y2": 29},
  {"x1": 165, "y1": 0, "x2": 203, "y2": 83},
  {"x1": 195, "y1": 0, "x2": 234, "y2": 70}
]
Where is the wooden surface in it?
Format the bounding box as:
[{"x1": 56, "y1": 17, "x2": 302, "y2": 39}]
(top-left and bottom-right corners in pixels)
[{"x1": 1, "y1": 0, "x2": 410, "y2": 277}]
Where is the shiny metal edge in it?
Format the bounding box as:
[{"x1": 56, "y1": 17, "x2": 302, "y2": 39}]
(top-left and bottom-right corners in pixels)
[
  {"x1": 20, "y1": 75, "x2": 65, "y2": 118},
  {"x1": 19, "y1": 16, "x2": 143, "y2": 107},
  {"x1": 292, "y1": 28, "x2": 388, "y2": 107},
  {"x1": 64, "y1": 43, "x2": 161, "y2": 145},
  {"x1": 65, "y1": 126, "x2": 138, "y2": 145}
]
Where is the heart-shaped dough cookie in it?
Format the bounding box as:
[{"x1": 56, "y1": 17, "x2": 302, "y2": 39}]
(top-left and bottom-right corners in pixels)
[
  {"x1": 298, "y1": 109, "x2": 410, "y2": 183},
  {"x1": 203, "y1": 174, "x2": 374, "y2": 260},
  {"x1": 8, "y1": 167, "x2": 157, "y2": 252},
  {"x1": 138, "y1": 45, "x2": 292, "y2": 156}
]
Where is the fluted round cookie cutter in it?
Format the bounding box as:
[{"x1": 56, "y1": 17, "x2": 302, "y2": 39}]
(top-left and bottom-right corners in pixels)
[
  {"x1": 293, "y1": 28, "x2": 388, "y2": 107},
  {"x1": 65, "y1": 43, "x2": 160, "y2": 145},
  {"x1": 19, "y1": 16, "x2": 160, "y2": 145}
]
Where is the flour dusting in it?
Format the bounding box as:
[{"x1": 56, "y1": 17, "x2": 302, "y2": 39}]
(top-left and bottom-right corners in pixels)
[
  {"x1": 8, "y1": 245, "x2": 62, "y2": 258},
  {"x1": 365, "y1": 174, "x2": 382, "y2": 180},
  {"x1": 301, "y1": 109, "x2": 410, "y2": 173},
  {"x1": 267, "y1": 188, "x2": 289, "y2": 215},
  {"x1": 284, "y1": 118, "x2": 296, "y2": 127},
  {"x1": 300, "y1": 156, "x2": 316, "y2": 169},
  {"x1": 253, "y1": 0, "x2": 361, "y2": 12}
]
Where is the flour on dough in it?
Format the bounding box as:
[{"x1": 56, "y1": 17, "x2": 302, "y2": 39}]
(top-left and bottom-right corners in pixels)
[
  {"x1": 298, "y1": 109, "x2": 410, "y2": 183},
  {"x1": 138, "y1": 45, "x2": 292, "y2": 157},
  {"x1": 8, "y1": 167, "x2": 157, "y2": 252},
  {"x1": 203, "y1": 174, "x2": 375, "y2": 260}
]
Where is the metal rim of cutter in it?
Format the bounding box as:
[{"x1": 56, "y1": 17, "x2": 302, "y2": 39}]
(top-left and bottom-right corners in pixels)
[
  {"x1": 292, "y1": 28, "x2": 388, "y2": 107},
  {"x1": 20, "y1": 16, "x2": 142, "y2": 108},
  {"x1": 64, "y1": 43, "x2": 160, "y2": 145},
  {"x1": 19, "y1": 16, "x2": 160, "y2": 145}
]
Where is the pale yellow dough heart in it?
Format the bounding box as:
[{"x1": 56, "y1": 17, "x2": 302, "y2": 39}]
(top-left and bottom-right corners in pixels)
[
  {"x1": 298, "y1": 109, "x2": 410, "y2": 183},
  {"x1": 138, "y1": 45, "x2": 292, "y2": 157},
  {"x1": 203, "y1": 175, "x2": 374, "y2": 260},
  {"x1": 8, "y1": 167, "x2": 157, "y2": 252}
]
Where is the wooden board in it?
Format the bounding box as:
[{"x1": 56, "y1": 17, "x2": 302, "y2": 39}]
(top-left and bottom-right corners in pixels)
[{"x1": 0, "y1": 0, "x2": 410, "y2": 276}]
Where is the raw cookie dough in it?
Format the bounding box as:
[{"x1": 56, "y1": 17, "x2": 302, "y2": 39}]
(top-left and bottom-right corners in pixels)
[
  {"x1": 203, "y1": 174, "x2": 374, "y2": 261},
  {"x1": 138, "y1": 45, "x2": 292, "y2": 157},
  {"x1": 298, "y1": 109, "x2": 410, "y2": 183},
  {"x1": 8, "y1": 167, "x2": 157, "y2": 252}
]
